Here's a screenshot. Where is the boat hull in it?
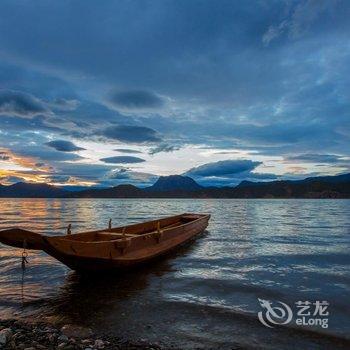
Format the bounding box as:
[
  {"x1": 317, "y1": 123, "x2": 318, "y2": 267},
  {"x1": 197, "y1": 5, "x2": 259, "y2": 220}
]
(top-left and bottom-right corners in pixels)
[
  {"x1": 0, "y1": 228, "x2": 47, "y2": 250},
  {"x1": 44, "y1": 214, "x2": 209, "y2": 271},
  {"x1": 44, "y1": 226, "x2": 205, "y2": 271},
  {"x1": 0, "y1": 213, "x2": 210, "y2": 271}
]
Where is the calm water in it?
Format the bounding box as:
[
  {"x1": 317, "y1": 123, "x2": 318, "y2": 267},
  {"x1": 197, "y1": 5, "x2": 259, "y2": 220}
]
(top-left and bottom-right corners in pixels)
[{"x1": 0, "y1": 199, "x2": 349, "y2": 349}]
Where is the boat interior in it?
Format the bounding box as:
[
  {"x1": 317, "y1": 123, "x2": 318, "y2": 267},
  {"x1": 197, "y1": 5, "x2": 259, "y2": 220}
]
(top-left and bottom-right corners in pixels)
[{"x1": 62, "y1": 214, "x2": 202, "y2": 243}]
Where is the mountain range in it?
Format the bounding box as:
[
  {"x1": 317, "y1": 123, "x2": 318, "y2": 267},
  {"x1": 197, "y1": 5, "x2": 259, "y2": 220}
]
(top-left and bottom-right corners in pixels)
[{"x1": 0, "y1": 173, "x2": 349, "y2": 199}]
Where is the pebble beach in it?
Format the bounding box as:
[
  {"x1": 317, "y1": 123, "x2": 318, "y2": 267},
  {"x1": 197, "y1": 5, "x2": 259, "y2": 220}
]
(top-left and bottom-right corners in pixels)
[{"x1": 0, "y1": 320, "x2": 163, "y2": 350}]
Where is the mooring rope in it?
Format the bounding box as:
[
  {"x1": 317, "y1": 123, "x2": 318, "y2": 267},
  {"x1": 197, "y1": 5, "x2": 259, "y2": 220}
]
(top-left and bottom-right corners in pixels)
[{"x1": 21, "y1": 239, "x2": 28, "y2": 270}]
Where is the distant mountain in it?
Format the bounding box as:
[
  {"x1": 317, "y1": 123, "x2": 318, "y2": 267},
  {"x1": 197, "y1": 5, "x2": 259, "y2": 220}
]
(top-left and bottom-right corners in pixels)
[
  {"x1": 237, "y1": 172, "x2": 350, "y2": 188},
  {"x1": 234, "y1": 173, "x2": 350, "y2": 198},
  {"x1": 0, "y1": 173, "x2": 349, "y2": 198},
  {"x1": 299, "y1": 173, "x2": 350, "y2": 184},
  {"x1": 0, "y1": 182, "x2": 67, "y2": 198},
  {"x1": 146, "y1": 175, "x2": 203, "y2": 192}
]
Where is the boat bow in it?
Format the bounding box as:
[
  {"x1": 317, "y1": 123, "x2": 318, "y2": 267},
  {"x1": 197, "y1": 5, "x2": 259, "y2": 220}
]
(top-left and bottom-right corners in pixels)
[{"x1": 0, "y1": 228, "x2": 47, "y2": 250}]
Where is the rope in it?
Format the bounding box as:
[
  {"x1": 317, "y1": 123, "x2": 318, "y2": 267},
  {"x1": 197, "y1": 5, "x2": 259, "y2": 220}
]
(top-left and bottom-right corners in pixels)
[{"x1": 21, "y1": 239, "x2": 28, "y2": 270}]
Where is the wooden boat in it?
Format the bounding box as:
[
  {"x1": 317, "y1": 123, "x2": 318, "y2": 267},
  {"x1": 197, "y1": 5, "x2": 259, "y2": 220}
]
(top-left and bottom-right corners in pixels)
[{"x1": 0, "y1": 213, "x2": 210, "y2": 271}]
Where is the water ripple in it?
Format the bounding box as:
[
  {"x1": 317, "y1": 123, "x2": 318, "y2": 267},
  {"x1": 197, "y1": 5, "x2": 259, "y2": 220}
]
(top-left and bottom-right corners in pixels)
[{"x1": 0, "y1": 198, "x2": 349, "y2": 349}]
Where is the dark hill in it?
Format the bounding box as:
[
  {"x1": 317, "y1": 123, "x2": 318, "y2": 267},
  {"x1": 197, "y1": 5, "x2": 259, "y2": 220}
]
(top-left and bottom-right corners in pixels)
[
  {"x1": 0, "y1": 182, "x2": 66, "y2": 198},
  {"x1": 0, "y1": 173, "x2": 349, "y2": 198},
  {"x1": 70, "y1": 184, "x2": 144, "y2": 198},
  {"x1": 300, "y1": 173, "x2": 350, "y2": 184},
  {"x1": 234, "y1": 178, "x2": 350, "y2": 198}
]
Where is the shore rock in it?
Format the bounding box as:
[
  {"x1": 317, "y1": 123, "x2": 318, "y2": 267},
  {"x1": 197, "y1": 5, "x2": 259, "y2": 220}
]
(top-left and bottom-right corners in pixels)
[
  {"x1": 0, "y1": 328, "x2": 12, "y2": 347},
  {"x1": 0, "y1": 319, "x2": 163, "y2": 350},
  {"x1": 58, "y1": 334, "x2": 69, "y2": 342},
  {"x1": 94, "y1": 339, "x2": 105, "y2": 349},
  {"x1": 61, "y1": 324, "x2": 93, "y2": 339}
]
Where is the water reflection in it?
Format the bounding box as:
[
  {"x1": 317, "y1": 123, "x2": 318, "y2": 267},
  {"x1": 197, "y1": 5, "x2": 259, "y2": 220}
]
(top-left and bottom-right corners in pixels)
[{"x1": 40, "y1": 261, "x2": 173, "y2": 325}]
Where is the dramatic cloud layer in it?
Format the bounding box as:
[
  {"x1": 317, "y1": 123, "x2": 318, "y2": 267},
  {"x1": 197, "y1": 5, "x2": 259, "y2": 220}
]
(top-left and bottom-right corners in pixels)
[
  {"x1": 183, "y1": 159, "x2": 277, "y2": 186},
  {"x1": 0, "y1": 1, "x2": 349, "y2": 187},
  {"x1": 185, "y1": 160, "x2": 261, "y2": 177}
]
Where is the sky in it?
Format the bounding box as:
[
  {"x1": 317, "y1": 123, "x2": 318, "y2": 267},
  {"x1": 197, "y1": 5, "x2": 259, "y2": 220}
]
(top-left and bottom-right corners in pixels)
[{"x1": 0, "y1": 0, "x2": 349, "y2": 188}]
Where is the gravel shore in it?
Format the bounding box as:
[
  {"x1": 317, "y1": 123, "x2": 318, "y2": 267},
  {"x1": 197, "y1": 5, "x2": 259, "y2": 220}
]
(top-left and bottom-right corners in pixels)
[{"x1": 0, "y1": 320, "x2": 163, "y2": 350}]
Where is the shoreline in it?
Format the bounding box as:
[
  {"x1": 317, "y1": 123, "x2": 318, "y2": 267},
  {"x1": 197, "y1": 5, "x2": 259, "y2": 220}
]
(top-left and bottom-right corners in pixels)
[{"x1": 0, "y1": 319, "x2": 164, "y2": 350}]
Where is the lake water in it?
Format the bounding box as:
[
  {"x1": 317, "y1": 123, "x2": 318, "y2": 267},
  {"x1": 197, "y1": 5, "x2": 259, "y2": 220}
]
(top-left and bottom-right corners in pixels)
[{"x1": 0, "y1": 199, "x2": 349, "y2": 349}]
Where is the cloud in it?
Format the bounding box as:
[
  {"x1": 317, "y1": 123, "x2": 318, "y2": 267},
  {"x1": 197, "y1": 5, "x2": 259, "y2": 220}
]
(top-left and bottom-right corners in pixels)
[
  {"x1": 100, "y1": 156, "x2": 145, "y2": 164},
  {"x1": 103, "y1": 168, "x2": 158, "y2": 187},
  {"x1": 0, "y1": 147, "x2": 51, "y2": 170},
  {"x1": 285, "y1": 153, "x2": 349, "y2": 164},
  {"x1": 45, "y1": 140, "x2": 85, "y2": 152},
  {"x1": 148, "y1": 143, "x2": 180, "y2": 155},
  {"x1": 262, "y1": 20, "x2": 288, "y2": 45},
  {"x1": 48, "y1": 175, "x2": 96, "y2": 186},
  {"x1": 185, "y1": 159, "x2": 261, "y2": 177},
  {"x1": 0, "y1": 1, "x2": 349, "y2": 185},
  {"x1": 0, "y1": 168, "x2": 51, "y2": 184},
  {"x1": 100, "y1": 125, "x2": 162, "y2": 143},
  {"x1": 114, "y1": 148, "x2": 143, "y2": 154},
  {"x1": 262, "y1": 0, "x2": 341, "y2": 45},
  {"x1": 45, "y1": 162, "x2": 115, "y2": 186},
  {"x1": 183, "y1": 159, "x2": 278, "y2": 187},
  {"x1": 0, "y1": 151, "x2": 10, "y2": 161},
  {"x1": 53, "y1": 163, "x2": 112, "y2": 178},
  {"x1": 0, "y1": 175, "x2": 27, "y2": 185},
  {"x1": 0, "y1": 114, "x2": 66, "y2": 135},
  {"x1": 191, "y1": 172, "x2": 278, "y2": 187},
  {"x1": 109, "y1": 90, "x2": 164, "y2": 110},
  {"x1": 50, "y1": 98, "x2": 80, "y2": 111},
  {"x1": 0, "y1": 90, "x2": 47, "y2": 117},
  {"x1": 2, "y1": 139, "x2": 84, "y2": 163}
]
